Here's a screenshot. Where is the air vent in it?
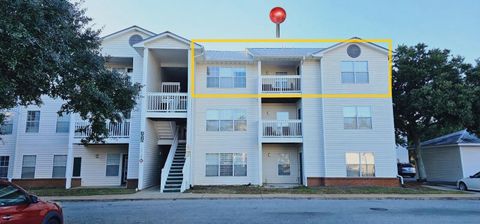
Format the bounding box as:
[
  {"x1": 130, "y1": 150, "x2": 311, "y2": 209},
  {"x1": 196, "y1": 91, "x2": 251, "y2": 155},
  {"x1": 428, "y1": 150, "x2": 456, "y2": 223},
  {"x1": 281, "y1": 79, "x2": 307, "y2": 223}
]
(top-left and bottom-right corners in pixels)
[
  {"x1": 129, "y1": 34, "x2": 143, "y2": 46},
  {"x1": 347, "y1": 44, "x2": 361, "y2": 58}
]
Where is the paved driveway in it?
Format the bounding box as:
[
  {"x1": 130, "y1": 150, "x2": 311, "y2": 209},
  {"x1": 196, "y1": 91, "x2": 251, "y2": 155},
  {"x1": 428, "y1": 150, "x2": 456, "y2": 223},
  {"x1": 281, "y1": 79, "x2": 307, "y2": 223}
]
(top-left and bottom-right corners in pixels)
[{"x1": 62, "y1": 199, "x2": 480, "y2": 224}]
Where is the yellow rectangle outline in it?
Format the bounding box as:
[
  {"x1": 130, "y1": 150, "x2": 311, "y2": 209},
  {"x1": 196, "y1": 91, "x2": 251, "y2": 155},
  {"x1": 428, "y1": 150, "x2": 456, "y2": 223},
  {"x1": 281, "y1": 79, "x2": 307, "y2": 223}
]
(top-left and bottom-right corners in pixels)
[{"x1": 190, "y1": 39, "x2": 392, "y2": 98}]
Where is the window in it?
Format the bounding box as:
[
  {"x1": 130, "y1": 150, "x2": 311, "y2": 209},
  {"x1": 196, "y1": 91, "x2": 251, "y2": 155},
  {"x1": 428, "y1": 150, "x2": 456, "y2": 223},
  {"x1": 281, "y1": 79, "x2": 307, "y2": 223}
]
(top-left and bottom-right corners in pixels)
[
  {"x1": 21, "y1": 155, "x2": 36, "y2": 179},
  {"x1": 106, "y1": 154, "x2": 120, "y2": 176},
  {"x1": 207, "y1": 67, "x2": 246, "y2": 88},
  {"x1": 52, "y1": 155, "x2": 67, "y2": 178},
  {"x1": 0, "y1": 156, "x2": 9, "y2": 179},
  {"x1": 73, "y1": 157, "x2": 82, "y2": 177},
  {"x1": 343, "y1": 106, "x2": 372, "y2": 129},
  {"x1": 56, "y1": 113, "x2": 70, "y2": 133},
  {"x1": 0, "y1": 112, "x2": 13, "y2": 135},
  {"x1": 206, "y1": 110, "x2": 247, "y2": 132},
  {"x1": 346, "y1": 152, "x2": 375, "y2": 177},
  {"x1": 0, "y1": 183, "x2": 29, "y2": 207},
  {"x1": 205, "y1": 153, "x2": 247, "y2": 177},
  {"x1": 278, "y1": 153, "x2": 291, "y2": 176},
  {"x1": 25, "y1": 111, "x2": 40, "y2": 133},
  {"x1": 341, "y1": 61, "x2": 369, "y2": 84}
]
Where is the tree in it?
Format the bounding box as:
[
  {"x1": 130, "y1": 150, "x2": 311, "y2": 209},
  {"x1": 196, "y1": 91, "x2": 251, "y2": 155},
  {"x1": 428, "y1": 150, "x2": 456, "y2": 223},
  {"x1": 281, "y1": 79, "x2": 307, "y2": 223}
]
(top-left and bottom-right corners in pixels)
[
  {"x1": 465, "y1": 60, "x2": 480, "y2": 134},
  {"x1": 0, "y1": 0, "x2": 141, "y2": 143},
  {"x1": 392, "y1": 43, "x2": 474, "y2": 181}
]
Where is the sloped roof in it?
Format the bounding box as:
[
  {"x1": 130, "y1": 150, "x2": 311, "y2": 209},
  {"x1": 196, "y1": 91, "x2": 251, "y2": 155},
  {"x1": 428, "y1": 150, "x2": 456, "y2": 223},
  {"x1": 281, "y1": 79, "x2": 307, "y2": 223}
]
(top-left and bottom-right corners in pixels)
[
  {"x1": 421, "y1": 130, "x2": 480, "y2": 147},
  {"x1": 247, "y1": 48, "x2": 324, "y2": 58},
  {"x1": 133, "y1": 31, "x2": 203, "y2": 48},
  {"x1": 101, "y1": 25, "x2": 156, "y2": 40},
  {"x1": 205, "y1": 51, "x2": 253, "y2": 61}
]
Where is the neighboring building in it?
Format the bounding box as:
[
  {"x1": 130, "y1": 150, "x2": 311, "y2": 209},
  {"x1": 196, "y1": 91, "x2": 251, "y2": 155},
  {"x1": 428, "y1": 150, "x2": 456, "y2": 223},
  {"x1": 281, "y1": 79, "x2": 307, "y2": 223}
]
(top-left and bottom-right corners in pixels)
[
  {"x1": 0, "y1": 26, "x2": 398, "y2": 192},
  {"x1": 420, "y1": 130, "x2": 480, "y2": 183}
]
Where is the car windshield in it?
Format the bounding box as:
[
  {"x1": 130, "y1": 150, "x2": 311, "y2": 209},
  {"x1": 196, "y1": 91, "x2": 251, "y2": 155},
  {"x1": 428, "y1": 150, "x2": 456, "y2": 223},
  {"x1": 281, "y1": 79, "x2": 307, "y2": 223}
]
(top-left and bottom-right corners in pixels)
[
  {"x1": 402, "y1": 164, "x2": 413, "y2": 168},
  {"x1": 474, "y1": 172, "x2": 480, "y2": 178},
  {"x1": 0, "y1": 183, "x2": 28, "y2": 207}
]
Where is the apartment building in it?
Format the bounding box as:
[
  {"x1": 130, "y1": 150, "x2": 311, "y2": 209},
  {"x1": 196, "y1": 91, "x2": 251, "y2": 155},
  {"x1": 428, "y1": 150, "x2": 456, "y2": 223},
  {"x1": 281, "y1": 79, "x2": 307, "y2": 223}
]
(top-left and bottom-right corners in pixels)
[{"x1": 0, "y1": 26, "x2": 398, "y2": 192}]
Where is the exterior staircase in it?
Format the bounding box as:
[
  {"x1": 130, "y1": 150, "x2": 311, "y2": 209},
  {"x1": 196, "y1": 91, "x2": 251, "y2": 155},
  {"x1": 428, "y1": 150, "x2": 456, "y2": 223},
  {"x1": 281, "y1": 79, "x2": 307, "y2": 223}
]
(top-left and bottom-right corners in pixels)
[
  {"x1": 163, "y1": 142, "x2": 186, "y2": 192},
  {"x1": 155, "y1": 121, "x2": 175, "y2": 144}
]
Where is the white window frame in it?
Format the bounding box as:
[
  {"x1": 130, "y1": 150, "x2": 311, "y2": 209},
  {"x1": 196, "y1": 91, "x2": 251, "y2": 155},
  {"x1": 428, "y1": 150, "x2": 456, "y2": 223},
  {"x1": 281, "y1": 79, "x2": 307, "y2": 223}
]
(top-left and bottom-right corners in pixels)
[
  {"x1": 341, "y1": 61, "x2": 369, "y2": 84},
  {"x1": 56, "y1": 113, "x2": 70, "y2": 133},
  {"x1": 0, "y1": 112, "x2": 13, "y2": 135},
  {"x1": 106, "y1": 154, "x2": 120, "y2": 177},
  {"x1": 52, "y1": 155, "x2": 67, "y2": 178},
  {"x1": 207, "y1": 67, "x2": 246, "y2": 88},
  {"x1": 0, "y1": 156, "x2": 9, "y2": 179},
  {"x1": 205, "y1": 153, "x2": 247, "y2": 177},
  {"x1": 277, "y1": 153, "x2": 291, "y2": 176},
  {"x1": 21, "y1": 155, "x2": 36, "y2": 179},
  {"x1": 343, "y1": 106, "x2": 372, "y2": 129},
  {"x1": 345, "y1": 152, "x2": 375, "y2": 177},
  {"x1": 25, "y1": 111, "x2": 40, "y2": 133},
  {"x1": 206, "y1": 110, "x2": 247, "y2": 132}
]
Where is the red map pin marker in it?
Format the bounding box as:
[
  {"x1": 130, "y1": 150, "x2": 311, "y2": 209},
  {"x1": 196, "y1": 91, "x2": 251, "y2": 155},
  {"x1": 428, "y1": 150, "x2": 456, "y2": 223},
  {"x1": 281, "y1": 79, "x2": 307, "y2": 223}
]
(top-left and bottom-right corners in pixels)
[{"x1": 270, "y1": 7, "x2": 286, "y2": 38}]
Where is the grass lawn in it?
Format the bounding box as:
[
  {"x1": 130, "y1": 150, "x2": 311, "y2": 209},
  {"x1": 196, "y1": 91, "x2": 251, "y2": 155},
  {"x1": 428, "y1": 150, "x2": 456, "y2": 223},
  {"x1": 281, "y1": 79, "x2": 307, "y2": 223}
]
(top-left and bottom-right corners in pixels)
[
  {"x1": 187, "y1": 185, "x2": 464, "y2": 194},
  {"x1": 26, "y1": 188, "x2": 136, "y2": 197}
]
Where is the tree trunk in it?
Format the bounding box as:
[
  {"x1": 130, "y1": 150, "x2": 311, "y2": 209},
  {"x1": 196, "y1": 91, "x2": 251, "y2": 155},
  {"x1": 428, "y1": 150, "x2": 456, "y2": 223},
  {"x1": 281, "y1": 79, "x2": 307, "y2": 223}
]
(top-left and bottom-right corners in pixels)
[{"x1": 413, "y1": 138, "x2": 427, "y2": 182}]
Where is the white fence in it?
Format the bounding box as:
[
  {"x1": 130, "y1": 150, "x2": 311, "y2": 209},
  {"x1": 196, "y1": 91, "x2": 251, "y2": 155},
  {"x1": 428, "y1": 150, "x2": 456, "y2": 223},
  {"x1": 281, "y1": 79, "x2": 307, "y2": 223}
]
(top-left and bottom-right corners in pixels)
[
  {"x1": 74, "y1": 121, "x2": 130, "y2": 138},
  {"x1": 262, "y1": 120, "x2": 302, "y2": 137},
  {"x1": 147, "y1": 93, "x2": 188, "y2": 112},
  {"x1": 261, "y1": 75, "x2": 301, "y2": 93}
]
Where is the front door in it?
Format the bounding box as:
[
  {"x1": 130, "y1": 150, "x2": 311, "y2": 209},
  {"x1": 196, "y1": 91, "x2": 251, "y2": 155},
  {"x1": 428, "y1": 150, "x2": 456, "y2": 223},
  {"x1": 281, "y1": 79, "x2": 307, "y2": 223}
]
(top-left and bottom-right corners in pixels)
[
  {"x1": 121, "y1": 154, "x2": 128, "y2": 185},
  {"x1": 262, "y1": 148, "x2": 299, "y2": 184}
]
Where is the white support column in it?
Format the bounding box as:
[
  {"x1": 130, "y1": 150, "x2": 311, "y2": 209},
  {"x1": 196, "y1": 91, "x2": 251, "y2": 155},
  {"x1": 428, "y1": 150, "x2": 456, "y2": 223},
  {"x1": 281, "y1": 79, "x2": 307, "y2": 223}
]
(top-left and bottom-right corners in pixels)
[
  {"x1": 137, "y1": 48, "x2": 149, "y2": 190},
  {"x1": 186, "y1": 49, "x2": 194, "y2": 186},
  {"x1": 65, "y1": 114, "x2": 76, "y2": 189},
  {"x1": 257, "y1": 60, "x2": 263, "y2": 185}
]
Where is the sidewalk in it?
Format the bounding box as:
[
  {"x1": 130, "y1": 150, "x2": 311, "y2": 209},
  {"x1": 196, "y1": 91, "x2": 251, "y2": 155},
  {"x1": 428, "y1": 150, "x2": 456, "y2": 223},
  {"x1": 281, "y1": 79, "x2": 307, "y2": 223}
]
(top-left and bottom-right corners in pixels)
[{"x1": 42, "y1": 191, "x2": 480, "y2": 202}]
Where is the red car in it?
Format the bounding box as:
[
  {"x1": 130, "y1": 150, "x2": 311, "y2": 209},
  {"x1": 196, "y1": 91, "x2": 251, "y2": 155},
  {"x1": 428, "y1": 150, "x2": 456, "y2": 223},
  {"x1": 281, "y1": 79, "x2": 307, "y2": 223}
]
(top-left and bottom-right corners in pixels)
[{"x1": 0, "y1": 181, "x2": 63, "y2": 224}]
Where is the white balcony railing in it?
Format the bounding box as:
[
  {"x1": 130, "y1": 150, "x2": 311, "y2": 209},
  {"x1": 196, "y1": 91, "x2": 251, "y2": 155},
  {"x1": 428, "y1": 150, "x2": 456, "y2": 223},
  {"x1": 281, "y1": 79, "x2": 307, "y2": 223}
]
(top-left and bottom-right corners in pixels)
[
  {"x1": 262, "y1": 120, "x2": 302, "y2": 137},
  {"x1": 261, "y1": 75, "x2": 301, "y2": 93},
  {"x1": 147, "y1": 92, "x2": 188, "y2": 112},
  {"x1": 74, "y1": 121, "x2": 130, "y2": 138}
]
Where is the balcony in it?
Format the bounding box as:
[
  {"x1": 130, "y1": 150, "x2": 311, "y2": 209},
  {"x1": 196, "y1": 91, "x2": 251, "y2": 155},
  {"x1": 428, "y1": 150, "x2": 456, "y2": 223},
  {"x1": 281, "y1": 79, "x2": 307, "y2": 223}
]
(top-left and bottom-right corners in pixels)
[
  {"x1": 73, "y1": 121, "x2": 130, "y2": 144},
  {"x1": 261, "y1": 120, "x2": 302, "y2": 143},
  {"x1": 261, "y1": 75, "x2": 301, "y2": 93},
  {"x1": 146, "y1": 92, "x2": 188, "y2": 118}
]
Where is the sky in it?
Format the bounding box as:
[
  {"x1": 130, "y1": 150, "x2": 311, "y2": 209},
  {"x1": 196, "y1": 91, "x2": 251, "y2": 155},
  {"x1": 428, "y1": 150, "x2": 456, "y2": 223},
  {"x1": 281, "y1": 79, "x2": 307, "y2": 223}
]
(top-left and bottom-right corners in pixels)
[{"x1": 81, "y1": 0, "x2": 479, "y2": 63}]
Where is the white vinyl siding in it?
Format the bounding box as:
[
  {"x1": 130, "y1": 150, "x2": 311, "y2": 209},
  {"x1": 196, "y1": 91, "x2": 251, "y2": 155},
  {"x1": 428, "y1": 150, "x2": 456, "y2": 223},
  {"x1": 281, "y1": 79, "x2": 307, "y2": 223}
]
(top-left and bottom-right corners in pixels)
[
  {"x1": 341, "y1": 61, "x2": 369, "y2": 84},
  {"x1": 21, "y1": 155, "x2": 36, "y2": 178},
  {"x1": 52, "y1": 155, "x2": 67, "y2": 178},
  {"x1": 55, "y1": 113, "x2": 70, "y2": 133},
  {"x1": 206, "y1": 110, "x2": 247, "y2": 132},
  {"x1": 205, "y1": 153, "x2": 247, "y2": 177},
  {"x1": 106, "y1": 154, "x2": 120, "y2": 176},
  {"x1": 25, "y1": 111, "x2": 40, "y2": 133},
  {"x1": 207, "y1": 67, "x2": 246, "y2": 88},
  {"x1": 343, "y1": 106, "x2": 372, "y2": 129},
  {"x1": 0, "y1": 156, "x2": 9, "y2": 178},
  {"x1": 346, "y1": 152, "x2": 375, "y2": 177}
]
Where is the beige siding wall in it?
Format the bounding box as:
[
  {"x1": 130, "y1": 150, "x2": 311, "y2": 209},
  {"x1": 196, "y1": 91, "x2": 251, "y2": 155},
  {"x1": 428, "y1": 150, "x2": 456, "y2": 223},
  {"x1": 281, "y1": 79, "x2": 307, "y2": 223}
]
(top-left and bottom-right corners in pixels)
[
  {"x1": 0, "y1": 108, "x2": 19, "y2": 179},
  {"x1": 422, "y1": 146, "x2": 463, "y2": 182},
  {"x1": 101, "y1": 30, "x2": 151, "y2": 57},
  {"x1": 12, "y1": 98, "x2": 70, "y2": 179},
  {"x1": 73, "y1": 145, "x2": 128, "y2": 186},
  {"x1": 261, "y1": 103, "x2": 299, "y2": 120},
  {"x1": 192, "y1": 98, "x2": 260, "y2": 185},
  {"x1": 194, "y1": 62, "x2": 258, "y2": 94},
  {"x1": 141, "y1": 119, "x2": 161, "y2": 188},
  {"x1": 321, "y1": 43, "x2": 389, "y2": 94},
  {"x1": 322, "y1": 98, "x2": 397, "y2": 178}
]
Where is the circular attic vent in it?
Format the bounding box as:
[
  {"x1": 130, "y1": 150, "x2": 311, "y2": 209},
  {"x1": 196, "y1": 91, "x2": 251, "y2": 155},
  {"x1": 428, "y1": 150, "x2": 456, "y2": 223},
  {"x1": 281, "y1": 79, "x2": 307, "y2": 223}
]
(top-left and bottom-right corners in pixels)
[
  {"x1": 347, "y1": 44, "x2": 361, "y2": 58},
  {"x1": 129, "y1": 34, "x2": 143, "y2": 46}
]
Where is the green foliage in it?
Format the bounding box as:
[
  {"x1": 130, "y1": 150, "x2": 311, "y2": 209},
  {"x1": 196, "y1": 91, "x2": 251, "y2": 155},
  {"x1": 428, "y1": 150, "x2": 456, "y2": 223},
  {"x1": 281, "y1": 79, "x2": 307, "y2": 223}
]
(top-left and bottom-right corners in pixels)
[
  {"x1": 393, "y1": 43, "x2": 474, "y2": 146},
  {"x1": 0, "y1": 0, "x2": 141, "y2": 143},
  {"x1": 465, "y1": 60, "x2": 480, "y2": 135}
]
